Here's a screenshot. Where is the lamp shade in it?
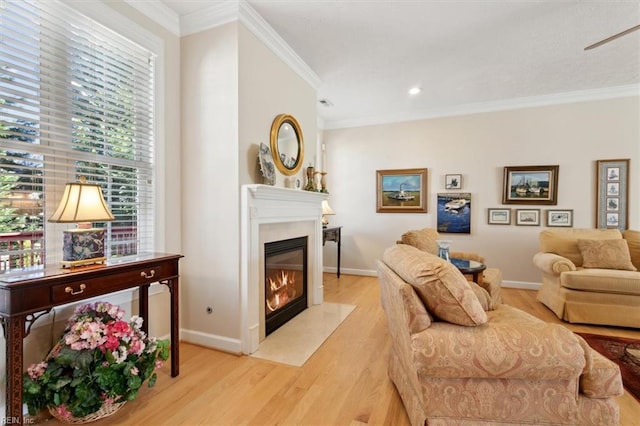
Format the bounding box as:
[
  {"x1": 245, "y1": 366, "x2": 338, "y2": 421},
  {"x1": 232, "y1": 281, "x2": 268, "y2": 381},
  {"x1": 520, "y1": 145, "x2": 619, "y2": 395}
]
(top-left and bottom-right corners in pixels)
[
  {"x1": 322, "y1": 200, "x2": 335, "y2": 216},
  {"x1": 49, "y1": 180, "x2": 115, "y2": 223}
]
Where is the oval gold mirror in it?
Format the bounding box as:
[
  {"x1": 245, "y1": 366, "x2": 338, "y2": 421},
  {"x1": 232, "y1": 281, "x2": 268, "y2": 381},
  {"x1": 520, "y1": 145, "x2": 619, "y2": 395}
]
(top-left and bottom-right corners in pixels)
[{"x1": 270, "y1": 114, "x2": 304, "y2": 175}]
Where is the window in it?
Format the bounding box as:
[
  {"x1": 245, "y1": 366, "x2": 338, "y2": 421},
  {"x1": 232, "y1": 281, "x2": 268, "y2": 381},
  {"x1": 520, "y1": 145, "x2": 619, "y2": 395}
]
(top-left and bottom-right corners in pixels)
[{"x1": 0, "y1": 0, "x2": 155, "y2": 270}]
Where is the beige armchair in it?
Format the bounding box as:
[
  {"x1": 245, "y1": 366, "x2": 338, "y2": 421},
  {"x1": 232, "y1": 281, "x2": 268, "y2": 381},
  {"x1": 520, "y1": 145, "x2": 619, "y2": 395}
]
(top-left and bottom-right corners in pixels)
[
  {"x1": 534, "y1": 228, "x2": 640, "y2": 328},
  {"x1": 398, "y1": 227, "x2": 502, "y2": 306},
  {"x1": 377, "y1": 244, "x2": 622, "y2": 425}
]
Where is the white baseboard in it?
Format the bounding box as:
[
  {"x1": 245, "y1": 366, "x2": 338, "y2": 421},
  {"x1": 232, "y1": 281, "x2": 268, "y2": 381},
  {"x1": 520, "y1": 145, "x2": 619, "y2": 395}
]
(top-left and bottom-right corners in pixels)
[
  {"x1": 502, "y1": 280, "x2": 541, "y2": 290},
  {"x1": 180, "y1": 328, "x2": 241, "y2": 354},
  {"x1": 323, "y1": 267, "x2": 377, "y2": 277}
]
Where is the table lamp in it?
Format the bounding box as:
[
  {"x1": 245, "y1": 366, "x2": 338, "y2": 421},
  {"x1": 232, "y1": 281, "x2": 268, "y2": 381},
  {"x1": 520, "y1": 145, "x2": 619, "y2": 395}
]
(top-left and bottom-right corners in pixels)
[
  {"x1": 48, "y1": 177, "x2": 115, "y2": 268},
  {"x1": 322, "y1": 200, "x2": 335, "y2": 227}
]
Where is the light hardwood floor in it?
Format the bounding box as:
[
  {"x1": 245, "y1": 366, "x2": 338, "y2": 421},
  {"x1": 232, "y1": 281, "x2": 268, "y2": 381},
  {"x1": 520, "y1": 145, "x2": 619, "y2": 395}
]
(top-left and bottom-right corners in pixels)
[{"x1": 65, "y1": 273, "x2": 640, "y2": 425}]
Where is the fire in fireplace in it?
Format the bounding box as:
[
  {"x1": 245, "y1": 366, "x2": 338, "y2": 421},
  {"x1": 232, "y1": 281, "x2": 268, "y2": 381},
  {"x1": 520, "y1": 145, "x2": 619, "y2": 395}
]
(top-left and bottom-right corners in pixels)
[{"x1": 264, "y1": 236, "x2": 308, "y2": 335}]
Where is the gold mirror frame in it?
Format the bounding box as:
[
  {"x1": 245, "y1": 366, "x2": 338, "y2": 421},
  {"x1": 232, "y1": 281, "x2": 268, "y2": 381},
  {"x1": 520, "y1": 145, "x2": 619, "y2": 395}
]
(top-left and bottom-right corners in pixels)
[{"x1": 270, "y1": 114, "x2": 304, "y2": 175}]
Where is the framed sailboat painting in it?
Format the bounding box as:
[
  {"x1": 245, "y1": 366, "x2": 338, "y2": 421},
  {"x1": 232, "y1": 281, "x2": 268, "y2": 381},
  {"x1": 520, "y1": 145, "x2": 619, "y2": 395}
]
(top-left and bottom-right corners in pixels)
[
  {"x1": 502, "y1": 165, "x2": 559, "y2": 205},
  {"x1": 376, "y1": 168, "x2": 428, "y2": 213}
]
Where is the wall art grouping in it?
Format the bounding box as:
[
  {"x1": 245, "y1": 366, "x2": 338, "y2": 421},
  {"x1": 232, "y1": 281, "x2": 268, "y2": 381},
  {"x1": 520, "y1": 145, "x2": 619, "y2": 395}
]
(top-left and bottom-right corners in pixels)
[{"x1": 488, "y1": 208, "x2": 574, "y2": 227}]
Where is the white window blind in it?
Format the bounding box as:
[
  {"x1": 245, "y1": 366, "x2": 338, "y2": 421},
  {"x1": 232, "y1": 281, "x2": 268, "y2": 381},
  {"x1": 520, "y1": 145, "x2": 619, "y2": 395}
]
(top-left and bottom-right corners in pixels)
[{"x1": 0, "y1": 0, "x2": 155, "y2": 269}]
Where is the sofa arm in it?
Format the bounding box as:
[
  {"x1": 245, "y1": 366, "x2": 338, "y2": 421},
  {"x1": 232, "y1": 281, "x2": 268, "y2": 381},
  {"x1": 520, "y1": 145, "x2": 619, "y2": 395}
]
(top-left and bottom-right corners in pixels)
[
  {"x1": 411, "y1": 321, "x2": 585, "y2": 380},
  {"x1": 533, "y1": 252, "x2": 577, "y2": 274},
  {"x1": 451, "y1": 251, "x2": 485, "y2": 263}
]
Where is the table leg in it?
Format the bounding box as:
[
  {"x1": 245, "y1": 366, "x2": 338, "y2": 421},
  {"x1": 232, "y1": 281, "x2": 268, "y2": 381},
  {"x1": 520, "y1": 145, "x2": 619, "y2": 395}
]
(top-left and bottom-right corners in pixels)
[
  {"x1": 139, "y1": 284, "x2": 149, "y2": 335},
  {"x1": 4, "y1": 316, "x2": 25, "y2": 423},
  {"x1": 167, "y1": 278, "x2": 179, "y2": 377},
  {"x1": 337, "y1": 230, "x2": 341, "y2": 278}
]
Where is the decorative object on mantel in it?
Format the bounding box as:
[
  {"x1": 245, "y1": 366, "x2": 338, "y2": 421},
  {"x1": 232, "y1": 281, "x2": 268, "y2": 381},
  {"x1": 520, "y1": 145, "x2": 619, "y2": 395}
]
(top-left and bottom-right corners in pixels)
[
  {"x1": 304, "y1": 165, "x2": 317, "y2": 191},
  {"x1": 314, "y1": 171, "x2": 329, "y2": 193},
  {"x1": 23, "y1": 301, "x2": 169, "y2": 424},
  {"x1": 322, "y1": 200, "x2": 335, "y2": 227},
  {"x1": 258, "y1": 142, "x2": 276, "y2": 186},
  {"x1": 48, "y1": 176, "x2": 115, "y2": 268},
  {"x1": 270, "y1": 114, "x2": 304, "y2": 176}
]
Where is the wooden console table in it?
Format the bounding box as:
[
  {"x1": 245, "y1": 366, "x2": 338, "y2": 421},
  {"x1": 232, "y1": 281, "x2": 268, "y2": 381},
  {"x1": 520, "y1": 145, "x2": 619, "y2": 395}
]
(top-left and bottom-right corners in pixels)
[
  {"x1": 323, "y1": 226, "x2": 342, "y2": 278},
  {"x1": 0, "y1": 252, "x2": 182, "y2": 423}
]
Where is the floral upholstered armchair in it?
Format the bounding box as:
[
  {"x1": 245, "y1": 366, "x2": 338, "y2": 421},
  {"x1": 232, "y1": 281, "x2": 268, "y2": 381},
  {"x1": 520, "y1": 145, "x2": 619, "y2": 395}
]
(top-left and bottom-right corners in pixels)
[
  {"x1": 377, "y1": 244, "x2": 622, "y2": 426},
  {"x1": 398, "y1": 227, "x2": 502, "y2": 306}
]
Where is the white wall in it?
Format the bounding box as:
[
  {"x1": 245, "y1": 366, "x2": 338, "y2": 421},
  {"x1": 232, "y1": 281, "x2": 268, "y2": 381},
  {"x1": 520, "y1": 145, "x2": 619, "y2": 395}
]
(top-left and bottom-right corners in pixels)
[
  {"x1": 322, "y1": 97, "x2": 640, "y2": 285},
  {"x1": 180, "y1": 22, "x2": 241, "y2": 349},
  {"x1": 180, "y1": 21, "x2": 317, "y2": 352}
]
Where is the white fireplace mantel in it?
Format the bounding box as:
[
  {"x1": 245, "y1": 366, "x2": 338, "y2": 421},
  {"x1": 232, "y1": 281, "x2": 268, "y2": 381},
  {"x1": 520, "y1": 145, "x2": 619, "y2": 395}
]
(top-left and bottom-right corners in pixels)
[{"x1": 240, "y1": 184, "x2": 327, "y2": 354}]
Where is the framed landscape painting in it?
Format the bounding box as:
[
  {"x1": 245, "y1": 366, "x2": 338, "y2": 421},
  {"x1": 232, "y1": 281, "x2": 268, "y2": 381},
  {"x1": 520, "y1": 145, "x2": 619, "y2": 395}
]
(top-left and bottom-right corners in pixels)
[
  {"x1": 376, "y1": 168, "x2": 428, "y2": 213},
  {"x1": 502, "y1": 165, "x2": 559, "y2": 205}
]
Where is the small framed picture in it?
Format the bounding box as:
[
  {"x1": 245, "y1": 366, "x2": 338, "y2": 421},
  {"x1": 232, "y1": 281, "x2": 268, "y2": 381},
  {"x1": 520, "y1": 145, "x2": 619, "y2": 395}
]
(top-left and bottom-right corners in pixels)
[
  {"x1": 445, "y1": 174, "x2": 462, "y2": 190},
  {"x1": 515, "y1": 209, "x2": 540, "y2": 226},
  {"x1": 487, "y1": 208, "x2": 511, "y2": 225},
  {"x1": 546, "y1": 209, "x2": 573, "y2": 227}
]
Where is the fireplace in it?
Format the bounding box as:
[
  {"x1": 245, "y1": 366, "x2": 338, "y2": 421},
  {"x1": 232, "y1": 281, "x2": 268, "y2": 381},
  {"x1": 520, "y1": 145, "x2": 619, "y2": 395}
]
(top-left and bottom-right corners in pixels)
[
  {"x1": 264, "y1": 236, "x2": 308, "y2": 335},
  {"x1": 241, "y1": 184, "x2": 326, "y2": 354}
]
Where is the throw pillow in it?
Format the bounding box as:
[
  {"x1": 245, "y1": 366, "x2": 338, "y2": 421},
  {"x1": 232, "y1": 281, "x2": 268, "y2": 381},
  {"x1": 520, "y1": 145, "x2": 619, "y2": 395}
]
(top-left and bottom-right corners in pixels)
[
  {"x1": 623, "y1": 230, "x2": 640, "y2": 271},
  {"x1": 400, "y1": 228, "x2": 439, "y2": 255},
  {"x1": 576, "y1": 239, "x2": 637, "y2": 271},
  {"x1": 382, "y1": 244, "x2": 487, "y2": 326}
]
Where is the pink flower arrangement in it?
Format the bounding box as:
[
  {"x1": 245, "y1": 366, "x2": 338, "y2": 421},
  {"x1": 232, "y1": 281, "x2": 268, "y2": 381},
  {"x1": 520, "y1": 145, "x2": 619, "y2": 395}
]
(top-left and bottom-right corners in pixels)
[{"x1": 23, "y1": 301, "x2": 169, "y2": 421}]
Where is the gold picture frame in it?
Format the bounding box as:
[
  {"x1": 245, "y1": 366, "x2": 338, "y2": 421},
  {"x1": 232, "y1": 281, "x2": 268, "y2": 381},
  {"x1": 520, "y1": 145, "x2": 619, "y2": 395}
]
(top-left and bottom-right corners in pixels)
[{"x1": 376, "y1": 168, "x2": 428, "y2": 213}]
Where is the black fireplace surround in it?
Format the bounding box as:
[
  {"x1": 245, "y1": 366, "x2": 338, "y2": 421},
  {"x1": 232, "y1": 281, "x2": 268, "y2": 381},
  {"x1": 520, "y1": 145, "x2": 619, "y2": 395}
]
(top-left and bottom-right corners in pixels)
[{"x1": 264, "y1": 236, "x2": 308, "y2": 335}]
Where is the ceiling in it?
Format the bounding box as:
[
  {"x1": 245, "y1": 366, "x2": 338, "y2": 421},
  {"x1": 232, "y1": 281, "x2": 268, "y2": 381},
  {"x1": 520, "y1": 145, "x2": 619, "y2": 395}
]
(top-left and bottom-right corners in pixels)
[{"x1": 157, "y1": 1, "x2": 640, "y2": 128}]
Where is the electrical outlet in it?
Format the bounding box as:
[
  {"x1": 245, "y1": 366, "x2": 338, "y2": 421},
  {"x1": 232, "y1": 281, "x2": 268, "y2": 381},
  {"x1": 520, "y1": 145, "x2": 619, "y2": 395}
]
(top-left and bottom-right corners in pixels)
[{"x1": 206, "y1": 306, "x2": 213, "y2": 314}]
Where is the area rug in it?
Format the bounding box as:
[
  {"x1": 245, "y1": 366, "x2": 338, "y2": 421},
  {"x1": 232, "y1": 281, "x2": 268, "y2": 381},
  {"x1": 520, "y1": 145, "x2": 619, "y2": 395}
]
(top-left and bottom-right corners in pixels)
[
  {"x1": 577, "y1": 333, "x2": 640, "y2": 401},
  {"x1": 250, "y1": 302, "x2": 355, "y2": 367}
]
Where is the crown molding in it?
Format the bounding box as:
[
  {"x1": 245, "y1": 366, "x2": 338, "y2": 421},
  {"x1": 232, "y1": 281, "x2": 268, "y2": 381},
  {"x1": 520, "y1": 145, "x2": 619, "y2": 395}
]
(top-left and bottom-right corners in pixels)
[
  {"x1": 180, "y1": 1, "x2": 240, "y2": 37},
  {"x1": 123, "y1": 0, "x2": 180, "y2": 36},
  {"x1": 238, "y1": 1, "x2": 321, "y2": 89},
  {"x1": 150, "y1": 0, "x2": 320, "y2": 90},
  {"x1": 322, "y1": 84, "x2": 640, "y2": 130}
]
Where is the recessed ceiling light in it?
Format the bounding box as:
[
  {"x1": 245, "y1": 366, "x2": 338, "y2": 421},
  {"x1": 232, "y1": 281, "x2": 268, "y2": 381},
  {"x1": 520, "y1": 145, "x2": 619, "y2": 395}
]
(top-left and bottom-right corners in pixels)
[{"x1": 408, "y1": 87, "x2": 422, "y2": 95}]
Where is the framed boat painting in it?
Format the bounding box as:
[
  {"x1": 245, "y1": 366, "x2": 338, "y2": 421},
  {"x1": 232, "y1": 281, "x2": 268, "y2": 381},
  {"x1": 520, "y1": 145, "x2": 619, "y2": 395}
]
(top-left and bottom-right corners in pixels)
[
  {"x1": 502, "y1": 165, "x2": 559, "y2": 205},
  {"x1": 376, "y1": 168, "x2": 428, "y2": 213},
  {"x1": 437, "y1": 193, "x2": 471, "y2": 233},
  {"x1": 596, "y1": 159, "x2": 629, "y2": 230}
]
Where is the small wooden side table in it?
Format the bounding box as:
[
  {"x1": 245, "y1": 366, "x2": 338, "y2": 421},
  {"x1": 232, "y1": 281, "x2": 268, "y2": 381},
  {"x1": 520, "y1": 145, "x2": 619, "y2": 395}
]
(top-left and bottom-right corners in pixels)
[
  {"x1": 323, "y1": 226, "x2": 342, "y2": 278},
  {"x1": 0, "y1": 252, "x2": 182, "y2": 423}
]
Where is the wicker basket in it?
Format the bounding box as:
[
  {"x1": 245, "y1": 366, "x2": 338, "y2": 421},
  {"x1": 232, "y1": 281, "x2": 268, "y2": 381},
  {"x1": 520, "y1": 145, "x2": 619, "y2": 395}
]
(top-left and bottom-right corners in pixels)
[{"x1": 48, "y1": 401, "x2": 126, "y2": 424}]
